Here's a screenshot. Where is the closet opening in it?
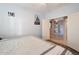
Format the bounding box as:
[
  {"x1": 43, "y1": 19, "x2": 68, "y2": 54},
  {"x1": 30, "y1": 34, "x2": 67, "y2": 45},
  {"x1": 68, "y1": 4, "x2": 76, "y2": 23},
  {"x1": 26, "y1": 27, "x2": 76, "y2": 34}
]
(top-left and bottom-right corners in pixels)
[{"x1": 50, "y1": 16, "x2": 68, "y2": 45}]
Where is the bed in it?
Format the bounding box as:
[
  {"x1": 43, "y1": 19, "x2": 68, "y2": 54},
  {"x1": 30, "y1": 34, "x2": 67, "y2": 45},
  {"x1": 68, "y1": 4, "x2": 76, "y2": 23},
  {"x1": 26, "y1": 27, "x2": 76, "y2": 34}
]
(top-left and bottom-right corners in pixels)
[{"x1": 0, "y1": 36, "x2": 76, "y2": 55}]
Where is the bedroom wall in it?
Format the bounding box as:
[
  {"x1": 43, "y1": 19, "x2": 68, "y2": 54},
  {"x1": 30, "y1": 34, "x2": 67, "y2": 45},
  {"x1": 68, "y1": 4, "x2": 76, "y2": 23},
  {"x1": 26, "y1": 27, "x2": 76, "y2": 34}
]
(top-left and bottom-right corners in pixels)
[
  {"x1": 45, "y1": 3, "x2": 79, "y2": 19},
  {"x1": 45, "y1": 4, "x2": 79, "y2": 38},
  {"x1": 67, "y1": 12, "x2": 79, "y2": 51},
  {"x1": 0, "y1": 4, "x2": 43, "y2": 38},
  {"x1": 45, "y1": 3, "x2": 79, "y2": 51}
]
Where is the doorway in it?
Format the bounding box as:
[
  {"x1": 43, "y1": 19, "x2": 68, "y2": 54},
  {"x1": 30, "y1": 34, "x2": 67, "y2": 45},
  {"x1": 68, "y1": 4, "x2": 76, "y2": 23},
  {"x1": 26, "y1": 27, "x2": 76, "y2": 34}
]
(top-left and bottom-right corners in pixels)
[{"x1": 50, "y1": 16, "x2": 68, "y2": 45}]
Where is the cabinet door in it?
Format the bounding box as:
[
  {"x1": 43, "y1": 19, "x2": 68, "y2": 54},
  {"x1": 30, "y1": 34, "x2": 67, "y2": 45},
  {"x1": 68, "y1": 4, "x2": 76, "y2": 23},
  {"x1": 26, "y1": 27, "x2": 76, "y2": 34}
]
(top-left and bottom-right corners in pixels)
[{"x1": 42, "y1": 20, "x2": 50, "y2": 40}]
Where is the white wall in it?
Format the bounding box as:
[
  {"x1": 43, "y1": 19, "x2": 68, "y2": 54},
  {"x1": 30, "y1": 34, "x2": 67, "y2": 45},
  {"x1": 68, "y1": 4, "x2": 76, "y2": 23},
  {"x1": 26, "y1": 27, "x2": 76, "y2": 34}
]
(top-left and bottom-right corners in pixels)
[
  {"x1": 45, "y1": 3, "x2": 79, "y2": 19},
  {"x1": 45, "y1": 3, "x2": 79, "y2": 51},
  {"x1": 67, "y1": 12, "x2": 79, "y2": 51},
  {"x1": 0, "y1": 4, "x2": 43, "y2": 38},
  {"x1": 42, "y1": 20, "x2": 50, "y2": 40}
]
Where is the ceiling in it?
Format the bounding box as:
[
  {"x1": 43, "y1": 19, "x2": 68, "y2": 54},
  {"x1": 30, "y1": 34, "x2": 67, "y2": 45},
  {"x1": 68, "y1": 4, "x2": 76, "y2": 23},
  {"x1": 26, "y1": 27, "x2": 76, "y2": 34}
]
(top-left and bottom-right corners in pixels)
[{"x1": 17, "y1": 3, "x2": 67, "y2": 13}]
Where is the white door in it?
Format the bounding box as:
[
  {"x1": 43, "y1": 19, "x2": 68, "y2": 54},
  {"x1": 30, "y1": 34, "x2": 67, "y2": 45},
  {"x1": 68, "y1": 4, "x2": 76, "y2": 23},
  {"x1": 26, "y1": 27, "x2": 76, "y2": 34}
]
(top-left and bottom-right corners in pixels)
[{"x1": 42, "y1": 20, "x2": 50, "y2": 40}]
